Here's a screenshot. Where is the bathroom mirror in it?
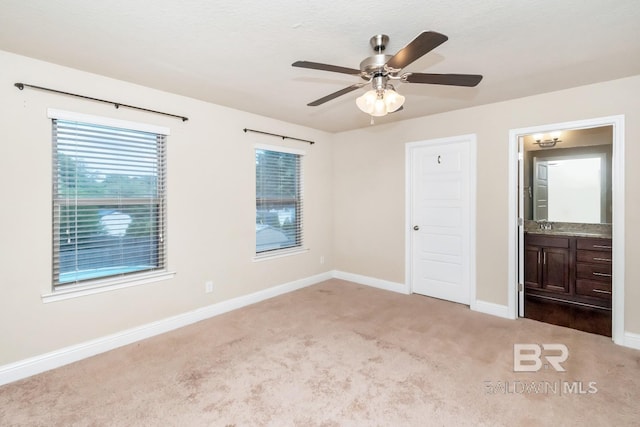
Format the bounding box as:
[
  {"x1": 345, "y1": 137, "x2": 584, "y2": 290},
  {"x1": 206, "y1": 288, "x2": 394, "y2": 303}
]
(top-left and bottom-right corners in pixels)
[
  {"x1": 533, "y1": 155, "x2": 606, "y2": 223},
  {"x1": 524, "y1": 126, "x2": 612, "y2": 224}
]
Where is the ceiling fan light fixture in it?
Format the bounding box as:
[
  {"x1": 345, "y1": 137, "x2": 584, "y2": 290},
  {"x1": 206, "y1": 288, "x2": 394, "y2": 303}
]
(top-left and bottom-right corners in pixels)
[
  {"x1": 355, "y1": 89, "x2": 378, "y2": 114},
  {"x1": 372, "y1": 97, "x2": 387, "y2": 117},
  {"x1": 384, "y1": 88, "x2": 405, "y2": 112},
  {"x1": 356, "y1": 88, "x2": 405, "y2": 116}
]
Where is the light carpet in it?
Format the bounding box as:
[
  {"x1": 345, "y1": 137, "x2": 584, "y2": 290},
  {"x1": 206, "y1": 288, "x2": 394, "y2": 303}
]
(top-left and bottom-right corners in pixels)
[{"x1": 1, "y1": 279, "x2": 639, "y2": 426}]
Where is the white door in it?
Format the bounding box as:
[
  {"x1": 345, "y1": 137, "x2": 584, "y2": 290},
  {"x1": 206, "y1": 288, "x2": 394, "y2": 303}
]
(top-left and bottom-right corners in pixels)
[{"x1": 409, "y1": 137, "x2": 474, "y2": 304}]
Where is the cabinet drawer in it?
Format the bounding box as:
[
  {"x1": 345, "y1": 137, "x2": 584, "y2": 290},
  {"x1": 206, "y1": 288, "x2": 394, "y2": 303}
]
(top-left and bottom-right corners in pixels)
[
  {"x1": 525, "y1": 234, "x2": 570, "y2": 248},
  {"x1": 576, "y1": 263, "x2": 612, "y2": 282},
  {"x1": 576, "y1": 279, "x2": 612, "y2": 299},
  {"x1": 576, "y1": 238, "x2": 612, "y2": 252},
  {"x1": 577, "y1": 250, "x2": 612, "y2": 264}
]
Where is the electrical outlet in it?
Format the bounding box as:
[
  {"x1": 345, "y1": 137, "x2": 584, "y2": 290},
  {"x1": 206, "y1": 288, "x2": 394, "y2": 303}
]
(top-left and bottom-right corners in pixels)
[{"x1": 205, "y1": 280, "x2": 214, "y2": 293}]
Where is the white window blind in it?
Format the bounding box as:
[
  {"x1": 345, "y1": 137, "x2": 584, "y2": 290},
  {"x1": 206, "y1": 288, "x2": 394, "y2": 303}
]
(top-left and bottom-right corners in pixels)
[
  {"x1": 52, "y1": 119, "x2": 167, "y2": 287},
  {"x1": 255, "y1": 147, "x2": 303, "y2": 254}
]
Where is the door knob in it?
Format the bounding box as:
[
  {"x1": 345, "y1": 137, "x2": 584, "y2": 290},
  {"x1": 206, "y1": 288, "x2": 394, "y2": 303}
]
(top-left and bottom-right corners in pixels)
[{"x1": 413, "y1": 225, "x2": 420, "y2": 231}]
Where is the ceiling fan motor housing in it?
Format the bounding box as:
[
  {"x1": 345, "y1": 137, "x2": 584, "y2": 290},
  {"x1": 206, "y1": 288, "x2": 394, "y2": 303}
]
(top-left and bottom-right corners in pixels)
[
  {"x1": 369, "y1": 34, "x2": 389, "y2": 52},
  {"x1": 359, "y1": 54, "x2": 393, "y2": 76},
  {"x1": 359, "y1": 34, "x2": 394, "y2": 77}
]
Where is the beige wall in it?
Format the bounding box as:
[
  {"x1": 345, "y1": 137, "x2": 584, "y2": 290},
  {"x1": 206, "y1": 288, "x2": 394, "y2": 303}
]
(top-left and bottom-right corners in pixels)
[
  {"x1": 0, "y1": 51, "x2": 335, "y2": 365},
  {"x1": 333, "y1": 75, "x2": 640, "y2": 334},
  {"x1": 2, "y1": 48, "x2": 639, "y2": 368}
]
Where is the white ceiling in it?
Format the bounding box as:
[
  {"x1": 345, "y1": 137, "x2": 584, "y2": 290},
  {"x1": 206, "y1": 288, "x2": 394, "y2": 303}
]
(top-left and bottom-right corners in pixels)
[{"x1": 1, "y1": 0, "x2": 639, "y2": 133}]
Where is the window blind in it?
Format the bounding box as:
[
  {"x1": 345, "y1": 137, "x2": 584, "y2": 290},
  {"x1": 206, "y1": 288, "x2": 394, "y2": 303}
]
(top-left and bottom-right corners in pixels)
[
  {"x1": 52, "y1": 119, "x2": 167, "y2": 287},
  {"x1": 255, "y1": 148, "x2": 303, "y2": 254}
]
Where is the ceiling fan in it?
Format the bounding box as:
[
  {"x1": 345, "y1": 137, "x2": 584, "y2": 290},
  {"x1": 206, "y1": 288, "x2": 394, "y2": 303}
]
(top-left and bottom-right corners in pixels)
[{"x1": 292, "y1": 31, "x2": 483, "y2": 117}]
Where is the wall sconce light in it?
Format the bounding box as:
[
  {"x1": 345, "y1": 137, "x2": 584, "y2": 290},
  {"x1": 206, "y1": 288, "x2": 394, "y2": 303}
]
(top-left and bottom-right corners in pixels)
[{"x1": 533, "y1": 131, "x2": 562, "y2": 148}]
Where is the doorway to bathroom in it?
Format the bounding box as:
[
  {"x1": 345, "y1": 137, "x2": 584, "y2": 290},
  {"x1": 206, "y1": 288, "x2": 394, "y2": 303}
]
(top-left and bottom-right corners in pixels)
[{"x1": 508, "y1": 115, "x2": 625, "y2": 342}]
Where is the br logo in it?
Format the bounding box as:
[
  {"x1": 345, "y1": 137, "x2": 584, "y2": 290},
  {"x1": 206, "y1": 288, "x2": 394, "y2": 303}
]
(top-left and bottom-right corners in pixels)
[{"x1": 513, "y1": 344, "x2": 569, "y2": 372}]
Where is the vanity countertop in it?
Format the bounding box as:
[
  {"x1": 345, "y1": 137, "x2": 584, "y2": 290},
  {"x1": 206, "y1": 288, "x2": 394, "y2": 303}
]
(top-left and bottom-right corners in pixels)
[{"x1": 524, "y1": 220, "x2": 612, "y2": 239}]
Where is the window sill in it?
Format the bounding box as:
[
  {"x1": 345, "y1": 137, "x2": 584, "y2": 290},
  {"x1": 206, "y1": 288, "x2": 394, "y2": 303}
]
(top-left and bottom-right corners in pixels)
[
  {"x1": 41, "y1": 271, "x2": 176, "y2": 303},
  {"x1": 252, "y1": 248, "x2": 309, "y2": 262}
]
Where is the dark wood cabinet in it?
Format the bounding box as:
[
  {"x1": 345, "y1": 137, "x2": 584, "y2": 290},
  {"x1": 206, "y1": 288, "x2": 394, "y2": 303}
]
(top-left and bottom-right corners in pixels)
[
  {"x1": 542, "y1": 247, "x2": 571, "y2": 293},
  {"x1": 524, "y1": 233, "x2": 612, "y2": 336},
  {"x1": 524, "y1": 235, "x2": 571, "y2": 294},
  {"x1": 524, "y1": 246, "x2": 542, "y2": 289},
  {"x1": 575, "y1": 237, "x2": 612, "y2": 305}
]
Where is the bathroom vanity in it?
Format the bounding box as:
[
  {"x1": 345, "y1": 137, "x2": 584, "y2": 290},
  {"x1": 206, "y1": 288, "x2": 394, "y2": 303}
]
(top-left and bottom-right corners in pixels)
[{"x1": 524, "y1": 230, "x2": 612, "y2": 336}]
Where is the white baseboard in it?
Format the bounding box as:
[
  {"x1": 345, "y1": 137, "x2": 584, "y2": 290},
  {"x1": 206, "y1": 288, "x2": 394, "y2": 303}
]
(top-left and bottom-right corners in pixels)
[
  {"x1": 472, "y1": 299, "x2": 514, "y2": 319},
  {"x1": 332, "y1": 270, "x2": 410, "y2": 294},
  {"x1": 0, "y1": 271, "x2": 332, "y2": 387},
  {"x1": 3, "y1": 271, "x2": 636, "y2": 387},
  {"x1": 622, "y1": 331, "x2": 640, "y2": 350}
]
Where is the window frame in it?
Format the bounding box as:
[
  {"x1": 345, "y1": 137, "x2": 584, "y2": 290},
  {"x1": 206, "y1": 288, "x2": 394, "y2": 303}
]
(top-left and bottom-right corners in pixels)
[
  {"x1": 254, "y1": 143, "x2": 307, "y2": 260},
  {"x1": 44, "y1": 109, "x2": 174, "y2": 302}
]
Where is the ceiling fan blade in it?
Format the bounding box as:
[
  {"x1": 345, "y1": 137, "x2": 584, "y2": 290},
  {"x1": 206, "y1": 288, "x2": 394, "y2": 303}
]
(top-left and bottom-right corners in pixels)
[
  {"x1": 292, "y1": 61, "x2": 361, "y2": 76},
  {"x1": 405, "y1": 73, "x2": 483, "y2": 87},
  {"x1": 385, "y1": 31, "x2": 448, "y2": 71},
  {"x1": 307, "y1": 84, "x2": 364, "y2": 106}
]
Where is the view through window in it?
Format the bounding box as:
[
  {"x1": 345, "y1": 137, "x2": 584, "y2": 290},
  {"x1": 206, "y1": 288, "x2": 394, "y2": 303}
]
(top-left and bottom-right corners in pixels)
[
  {"x1": 255, "y1": 147, "x2": 303, "y2": 254},
  {"x1": 52, "y1": 118, "x2": 167, "y2": 287}
]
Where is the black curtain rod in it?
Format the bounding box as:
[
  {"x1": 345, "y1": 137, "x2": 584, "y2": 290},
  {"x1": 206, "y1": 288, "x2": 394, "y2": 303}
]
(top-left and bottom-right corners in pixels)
[
  {"x1": 14, "y1": 82, "x2": 189, "y2": 122},
  {"x1": 243, "y1": 128, "x2": 314, "y2": 145}
]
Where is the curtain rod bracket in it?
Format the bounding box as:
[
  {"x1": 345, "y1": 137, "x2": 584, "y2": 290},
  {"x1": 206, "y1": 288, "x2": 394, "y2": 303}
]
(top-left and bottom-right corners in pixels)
[
  {"x1": 14, "y1": 82, "x2": 188, "y2": 122},
  {"x1": 243, "y1": 127, "x2": 314, "y2": 145}
]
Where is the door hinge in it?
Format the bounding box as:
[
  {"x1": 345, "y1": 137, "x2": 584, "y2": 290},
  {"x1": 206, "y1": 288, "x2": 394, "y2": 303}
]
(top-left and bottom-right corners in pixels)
[
  {"x1": 518, "y1": 217, "x2": 524, "y2": 226},
  {"x1": 518, "y1": 283, "x2": 524, "y2": 292}
]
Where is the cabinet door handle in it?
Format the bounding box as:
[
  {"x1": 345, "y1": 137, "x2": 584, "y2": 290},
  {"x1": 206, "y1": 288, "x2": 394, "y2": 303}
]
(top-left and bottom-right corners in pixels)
[
  {"x1": 543, "y1": 252, "x2": 546, "y2": 265},
  {"x1": 592, "y1": 272, "x2": 612, "y2": 278},
  {"x1": 537, "y1": 252, "x2": 540, "y2": 264},
  {"x1": 592, "y1": 245, "x2": 612, "y2": 249},
  {"x1": 592, "y1": 289, "x2": 612, "y2": 295},
  {"x1": 592, "y1": 257, "x2": 611, "y2": 262}
]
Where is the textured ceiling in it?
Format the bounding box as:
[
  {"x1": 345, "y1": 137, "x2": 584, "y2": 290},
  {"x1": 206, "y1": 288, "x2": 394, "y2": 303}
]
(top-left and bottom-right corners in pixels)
[{"x1": 1, "y1": 0, "x2": 639, "y2": 132}]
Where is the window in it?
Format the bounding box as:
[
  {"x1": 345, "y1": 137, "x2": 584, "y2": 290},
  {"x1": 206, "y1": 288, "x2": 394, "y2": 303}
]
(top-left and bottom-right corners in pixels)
[
  {"x1": 51, "y1": 112, "x2": 168, "y2": 289},
  {"x1": 255, "y1": 146, "x2": 304, "y2": 255}
]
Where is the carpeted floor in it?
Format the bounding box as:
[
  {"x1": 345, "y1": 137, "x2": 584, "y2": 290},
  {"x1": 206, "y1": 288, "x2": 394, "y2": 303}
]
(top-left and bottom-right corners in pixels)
[{"x1": 1, "y1": 279, "x2": 639, "y2": 426}]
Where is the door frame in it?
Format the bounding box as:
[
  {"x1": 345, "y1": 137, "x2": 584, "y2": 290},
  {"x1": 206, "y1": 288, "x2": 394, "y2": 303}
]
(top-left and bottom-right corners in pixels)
[
  {"x1": 405, "y1": 134, "x2": 477, "y2": 309},
  {"x1": 508, "y1": 115, "x2": 625, "y2": 344}
]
